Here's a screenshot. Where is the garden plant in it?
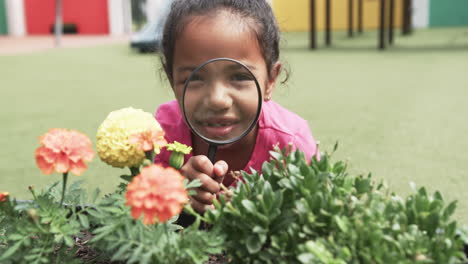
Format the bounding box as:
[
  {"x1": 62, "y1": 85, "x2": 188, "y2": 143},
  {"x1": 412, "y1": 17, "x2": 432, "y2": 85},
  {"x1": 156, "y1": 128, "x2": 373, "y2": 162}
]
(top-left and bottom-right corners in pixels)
[{"x1": 0, "y1": 107, "x2": 467, "y2": 263}]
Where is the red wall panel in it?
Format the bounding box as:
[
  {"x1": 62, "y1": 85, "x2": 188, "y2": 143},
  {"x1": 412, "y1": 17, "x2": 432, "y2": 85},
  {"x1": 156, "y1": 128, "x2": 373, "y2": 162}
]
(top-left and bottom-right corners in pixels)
[
  {"x1": 25, "y1": 0, "x2": 54, "y2": 34},
  {"x1": 25, "y1": 0, "x2": 109, "y2": 34}
]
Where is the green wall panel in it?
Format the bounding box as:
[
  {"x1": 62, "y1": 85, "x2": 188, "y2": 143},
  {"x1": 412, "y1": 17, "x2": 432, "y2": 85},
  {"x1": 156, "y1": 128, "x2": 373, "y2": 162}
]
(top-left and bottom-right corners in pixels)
[
  {"x1": 0, "y1": 0, "x2": 8, "y2": 35},
  {"x1": 430, "y1": 0, "x2": 468, "y2": 27}
]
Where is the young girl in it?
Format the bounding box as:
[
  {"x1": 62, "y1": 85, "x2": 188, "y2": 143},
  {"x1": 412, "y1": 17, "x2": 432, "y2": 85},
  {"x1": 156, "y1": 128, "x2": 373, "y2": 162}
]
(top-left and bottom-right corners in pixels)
[{"x1": 155, "y1": 0, "x2": 319, "y2": 213}]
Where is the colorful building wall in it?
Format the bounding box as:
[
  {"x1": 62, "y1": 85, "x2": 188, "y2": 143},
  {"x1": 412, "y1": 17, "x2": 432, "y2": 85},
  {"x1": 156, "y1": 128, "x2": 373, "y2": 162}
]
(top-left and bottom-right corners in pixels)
[
  {"x1": 273, "y1": 0, "x2": 403, "y2": 32},
  {"x1": 0, "y1": 0, "x2": 7, "y2": 34},
  {"x1": 412, "y1": 0, "x2": 429, "y2": 28},
  {"x1": 429, "y1": 0, "x2": 468, "y2": 27},
  {"x1": 24, "y1": 0, "x2": 109, "y2": 34}
]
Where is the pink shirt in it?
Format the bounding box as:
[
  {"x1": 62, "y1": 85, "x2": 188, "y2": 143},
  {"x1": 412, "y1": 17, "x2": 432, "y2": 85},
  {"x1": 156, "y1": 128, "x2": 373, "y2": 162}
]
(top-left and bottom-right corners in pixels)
[{"x1": 155, "y1": 100, "x2": 319, "y2": 178}]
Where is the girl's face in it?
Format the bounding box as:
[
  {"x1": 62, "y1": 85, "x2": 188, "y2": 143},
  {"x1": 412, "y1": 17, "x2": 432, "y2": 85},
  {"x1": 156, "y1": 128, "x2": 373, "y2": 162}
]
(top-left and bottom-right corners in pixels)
[{"x1": 172, "y1": 12, "x2": 279, "y2": 142}]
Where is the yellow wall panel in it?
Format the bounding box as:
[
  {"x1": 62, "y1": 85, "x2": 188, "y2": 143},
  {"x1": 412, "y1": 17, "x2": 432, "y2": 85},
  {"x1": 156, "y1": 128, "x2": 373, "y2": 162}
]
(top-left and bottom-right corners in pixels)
[{"x1": 273, "y1": 0, "x2": 402, "y2": 32}]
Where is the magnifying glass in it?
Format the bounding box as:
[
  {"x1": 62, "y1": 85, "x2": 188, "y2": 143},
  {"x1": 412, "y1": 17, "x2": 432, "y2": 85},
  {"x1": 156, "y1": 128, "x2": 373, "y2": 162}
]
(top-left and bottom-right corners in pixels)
[{"x1": 182, "y1": 58, "x2": 262, "y2": 163}]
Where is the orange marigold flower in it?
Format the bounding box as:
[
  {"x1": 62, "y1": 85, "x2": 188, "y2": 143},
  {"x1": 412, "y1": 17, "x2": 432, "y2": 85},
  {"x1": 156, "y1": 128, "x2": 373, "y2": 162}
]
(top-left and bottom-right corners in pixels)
[
  {"x1": 35, "y1": 128, "x2": 94, "y2": 176},
  {"x1": 128, "y1": 128, "x2": 167, "y2": 154},
  {"x1": 0, "y1": 192, "x2": 9, "y2": 202},
  {"x1": 125, "y1": 164, "x2": 188, "y2": 225}
]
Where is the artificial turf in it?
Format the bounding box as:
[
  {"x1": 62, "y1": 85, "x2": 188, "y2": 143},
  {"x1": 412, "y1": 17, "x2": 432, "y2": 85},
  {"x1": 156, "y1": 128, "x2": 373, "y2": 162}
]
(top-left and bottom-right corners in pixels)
[{"x1": 1, "y1": 27, "x2": 467, "y2": 222}]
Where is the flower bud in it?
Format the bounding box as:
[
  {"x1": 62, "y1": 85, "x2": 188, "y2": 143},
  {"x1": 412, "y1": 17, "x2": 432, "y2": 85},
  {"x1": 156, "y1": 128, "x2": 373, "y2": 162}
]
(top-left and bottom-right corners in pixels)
[
  {"x1": 415, "y1": 253, "x2": 427, "y2": 261},
  {"x1": 27, "y1": 208, "x2": 39, "y2": 222},
  {"x1": 166, "y1": 141, "x2": 192, "y2": 170},
  {"x1": 169, "y1": 152, "x2": 184, "y2": 170},
  {"x1": 142, "y1": 159, "x2": 153, "y2": 167}
]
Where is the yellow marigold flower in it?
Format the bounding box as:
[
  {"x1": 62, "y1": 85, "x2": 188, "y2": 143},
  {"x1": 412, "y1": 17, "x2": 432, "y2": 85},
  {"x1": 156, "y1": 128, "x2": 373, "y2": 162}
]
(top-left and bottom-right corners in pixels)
[{"x1": 96, "y1": 107, "x2": 163, "y2": 168}]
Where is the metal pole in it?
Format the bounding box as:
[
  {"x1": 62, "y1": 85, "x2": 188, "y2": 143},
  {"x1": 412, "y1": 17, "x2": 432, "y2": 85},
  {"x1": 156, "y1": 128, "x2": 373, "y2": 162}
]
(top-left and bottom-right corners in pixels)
[
  {"x1": 348, "y1": 0, "x2": 353, "y2": 37},
  {"x1": 407, "y1": 0, "x2": 413, "y2": 34},
  {"x1": 389, "y1": 0, "x2": 394, "y2": 44},
  {"x1": 402, "y1": 0, "x2": 407, "y2": 35},
  {"x1": 358, "y1": 0, "x2": 363, "y2": 33},
  {"x1": 325, "y1": 0, "x2": 331, "y2": 46},
  {"x1": 402, "y1": 0, "x2": 412, "y2": 35},
  {"x1": 54, "y1": 0, "x2": 62, "y2": 47},
  {"x1": 379, "y1": 0, "x2": 386, "y2": 49},
  {"x1": 310, "y1": 0, "x2": 317, "y2": 49}
]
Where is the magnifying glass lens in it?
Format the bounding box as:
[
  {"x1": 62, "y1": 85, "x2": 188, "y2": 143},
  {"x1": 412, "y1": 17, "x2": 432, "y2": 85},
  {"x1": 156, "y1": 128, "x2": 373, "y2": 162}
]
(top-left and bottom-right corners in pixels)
[{"x1": 183, "y1": 59, "x2": 261, "y2": 143}]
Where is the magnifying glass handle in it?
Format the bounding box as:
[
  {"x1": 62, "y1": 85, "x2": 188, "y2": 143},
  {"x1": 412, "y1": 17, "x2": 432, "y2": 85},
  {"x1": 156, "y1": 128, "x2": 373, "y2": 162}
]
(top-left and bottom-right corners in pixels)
[{"x1": 207, "y1": 144, "x2": 217, "y2": 164}]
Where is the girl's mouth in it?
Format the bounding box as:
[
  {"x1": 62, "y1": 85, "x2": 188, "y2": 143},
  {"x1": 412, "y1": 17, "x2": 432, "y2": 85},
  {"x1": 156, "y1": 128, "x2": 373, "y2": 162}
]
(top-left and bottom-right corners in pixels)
[{"x1": 197, "y1": 120, "x2": 238, "y2": 140}]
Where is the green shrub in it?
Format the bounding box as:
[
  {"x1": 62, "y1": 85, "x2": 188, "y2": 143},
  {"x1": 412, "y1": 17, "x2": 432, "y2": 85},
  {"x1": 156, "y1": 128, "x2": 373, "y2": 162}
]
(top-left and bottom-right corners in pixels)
[{"x1": 204, "y1": 145, "x2": 467, "y2": 264}]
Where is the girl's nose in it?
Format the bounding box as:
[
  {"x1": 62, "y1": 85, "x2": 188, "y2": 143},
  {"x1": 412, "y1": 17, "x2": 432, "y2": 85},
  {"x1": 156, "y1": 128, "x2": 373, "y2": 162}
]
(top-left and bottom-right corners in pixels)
[{"x1": 206, "y1": 82, "x2": 232, "y2": 111}]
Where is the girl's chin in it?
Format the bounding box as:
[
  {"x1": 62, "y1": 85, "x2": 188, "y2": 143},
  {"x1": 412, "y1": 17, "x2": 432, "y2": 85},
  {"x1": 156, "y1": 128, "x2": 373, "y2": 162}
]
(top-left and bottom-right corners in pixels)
[{"x1": 218, "y1": 142, "x2": 235, "y2": 150}]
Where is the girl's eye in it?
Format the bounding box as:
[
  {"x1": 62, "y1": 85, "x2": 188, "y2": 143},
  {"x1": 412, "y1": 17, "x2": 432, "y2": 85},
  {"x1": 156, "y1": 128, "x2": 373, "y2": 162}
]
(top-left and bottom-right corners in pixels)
[
  {"x1": 231, "y1": 73, "x2": 253, "y2": 82},
  {"x1": 189, "y1": 74, "x2": 203, "y2": 82},
  {"x1": 179, "y1": 74, "x2": 203, "y2": 85}
]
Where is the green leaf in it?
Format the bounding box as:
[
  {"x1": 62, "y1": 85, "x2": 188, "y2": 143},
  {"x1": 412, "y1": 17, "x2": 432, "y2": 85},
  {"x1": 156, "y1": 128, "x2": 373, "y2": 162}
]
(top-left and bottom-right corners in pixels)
[
  {"x1": 269, "y1": 151, "x2": 282, "y2": 161},
  {"x1": 7, "y1": 234, "x2": 23, "y2": 241},
  {"x1": 298, "y1": 253, "x2": 314, "y2": 263},
  {"x1": 120, "y1": 174, "x2": 133, "y2": 182},
  {"x1": 91, "y1": 224, "x2": 117, "y2": 242},
  {"x1": 112, "y1": 243, "x2": 133, "y2": 260},
  {"x1": 140, "y1": 251, "x2": 153, "y2": 264},
  {"x1": 262, "y1": 162, "x2": 273, "y2": 177},
  {"x1": 102, "y1": 206, "x2": 124, "y2": 214},
  {"x1": 64, "y1": 235, "x2": 74, "y2": 247},
  {"x1": 262, "y1": 182, "x2": 274, "y2": 211},
  {"x1": 334, "y1": 215, "x2": 348, "y2": 233},
  {"x1": 246, "y1": 235, "x2": 262, "y2": 254},
  {"x1": 90, "y1": 188, "x2": 101, "y2": 204},
  {"x1": 128, "y1": 244, "x2": 144, "y2": 264},
  {"x1": 0, "y1": 240, "x2": 22, "y2": 260},
  {"x1": 242, "y1": 200, "x2": 256, "y2": 214},
  {"x1": 355, "y1": 177, "x2": 371, "y2": 194},
  {"x1": 78, "y1": 214, "x2": 89, "y2": 229},
  {"x1": 186, "y1": 179, "x2": 202, "y2": 189},
  {"x1": 443, "y1": 200, "x2": 457, "y2": 219}
]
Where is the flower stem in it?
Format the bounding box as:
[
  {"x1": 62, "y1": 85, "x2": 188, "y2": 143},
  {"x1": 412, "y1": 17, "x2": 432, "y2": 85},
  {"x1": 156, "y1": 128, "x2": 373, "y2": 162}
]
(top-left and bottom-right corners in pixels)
[
  {"x1": 28, "y1": 186, "x2": 38, "y2": 201},
  {"x1": 60, "y1": 172, "x2": 68, "y2": 206},
  {"x1": 145, "y1": 151, "x2": 154, "y2": 163},
  {"x1": 220, "y1": 183, "x2": 229, "y2": 192},
  {"x1": 164, "y1": 222, "x2": 171, "y2": 245},
  {"x1": 130, "y1": 167, "x2": 140, "y2": 177}
]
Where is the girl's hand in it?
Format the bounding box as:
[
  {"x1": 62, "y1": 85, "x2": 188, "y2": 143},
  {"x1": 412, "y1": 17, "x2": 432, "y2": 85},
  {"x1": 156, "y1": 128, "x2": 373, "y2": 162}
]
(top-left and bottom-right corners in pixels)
[{"x1": 180, "y1": 155, "x2": 228, "y2": 213}]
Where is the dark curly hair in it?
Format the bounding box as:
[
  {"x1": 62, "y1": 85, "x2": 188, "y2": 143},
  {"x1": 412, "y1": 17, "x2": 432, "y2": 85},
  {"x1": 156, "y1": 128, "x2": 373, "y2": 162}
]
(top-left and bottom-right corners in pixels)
[{"x1": 160, "y1": 0, "x2": 281, "y2": 83}]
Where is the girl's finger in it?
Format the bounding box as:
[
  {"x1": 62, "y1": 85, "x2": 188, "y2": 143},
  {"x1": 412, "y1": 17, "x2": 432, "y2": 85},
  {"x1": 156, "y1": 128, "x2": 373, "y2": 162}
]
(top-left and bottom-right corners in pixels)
[
  {"x1": 190, "y1": 197, "x2": 214, "y2": 214},
  {"x1": 193, "y1": 189, "x2": 214, "y2": 204},
  {"x1": 189, "y1": 155, "x2": 214, "y2": 176},
  {"x1": 191, "y1": 172, "x2": 220, "y2": 193},
  {"x1": 213, "y1": 160, "x2": 228, "y2": 184}
]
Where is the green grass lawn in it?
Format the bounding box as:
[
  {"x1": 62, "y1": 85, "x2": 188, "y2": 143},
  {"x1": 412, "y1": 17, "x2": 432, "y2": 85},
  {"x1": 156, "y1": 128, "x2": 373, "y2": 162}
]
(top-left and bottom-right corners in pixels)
[{"x1": 1, "y1": 27, "x2": 468, "y2": 223}]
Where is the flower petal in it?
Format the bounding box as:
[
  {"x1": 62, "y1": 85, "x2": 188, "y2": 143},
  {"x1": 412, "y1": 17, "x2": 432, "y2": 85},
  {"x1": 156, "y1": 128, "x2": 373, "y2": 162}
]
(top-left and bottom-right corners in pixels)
[
  {"x1": 35, "y1": 154, "x2": 55, "y2": 175},
  {"x1": 69, "y1": 160, "x2": 87, "y2": 176}
]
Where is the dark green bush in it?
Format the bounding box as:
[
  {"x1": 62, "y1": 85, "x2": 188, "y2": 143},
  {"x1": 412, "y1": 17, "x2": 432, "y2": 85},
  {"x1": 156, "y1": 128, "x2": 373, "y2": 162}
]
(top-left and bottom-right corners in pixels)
[{"x1": 204, "y1": 145, "x2": 467, "y2": 264}]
